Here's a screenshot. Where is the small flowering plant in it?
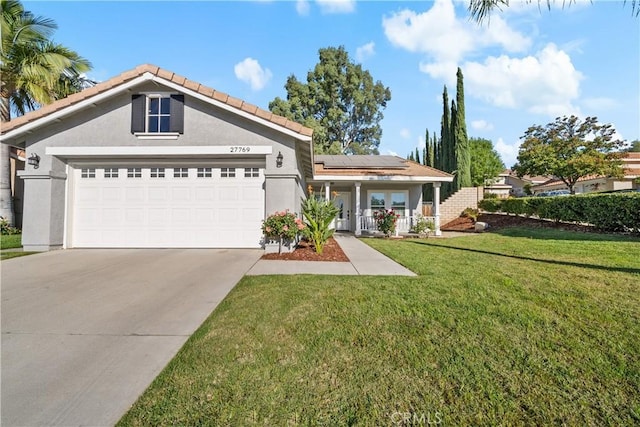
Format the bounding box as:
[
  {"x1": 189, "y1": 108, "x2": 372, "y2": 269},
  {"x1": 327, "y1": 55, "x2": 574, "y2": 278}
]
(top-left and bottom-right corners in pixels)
[
  {"x1": 262, "y1": 210, "x2": 305, "y2": 243},
  {"x1": 374, "y1": 209, "x2": 400, "y2": 237}
]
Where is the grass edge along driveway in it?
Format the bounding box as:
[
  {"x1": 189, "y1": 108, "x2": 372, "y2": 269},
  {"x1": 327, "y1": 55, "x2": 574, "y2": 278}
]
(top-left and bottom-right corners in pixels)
[{"x1": 118, "y1": 228, "x2": 640, "y2": 426}]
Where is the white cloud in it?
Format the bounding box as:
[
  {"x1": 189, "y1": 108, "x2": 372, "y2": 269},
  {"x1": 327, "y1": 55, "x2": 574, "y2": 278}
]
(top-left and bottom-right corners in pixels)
[
  {"x1": 463, "y1": 43, "x2": 583, "y2": 116},
  {"x1": 471, "y1": 120, "x2": 494, "y2": 131},
  {"x1": 234, "y1": 57, "x2": 272, "y2": 91},
  {"x1": 495, "y1": 137, "x2": 520, "y2": 168},
  {"x1": 384, "y1": 149, "x2": 399, "y2": 157},
  {"x1": 382, "y1": 0, "x2": 530, "y2": 81},
  {"x1": 296, "y1": 0, "x2": 310, "y2": 16},
  {"x1": 316, "y1": 0, "x2": 355, "y2": 14},
  {"x1": 399, "y1": 128, "x2": 411, "y2": 139},
  {"x1": 356, "y1": 42, "x2": 375, "y2": 62}
]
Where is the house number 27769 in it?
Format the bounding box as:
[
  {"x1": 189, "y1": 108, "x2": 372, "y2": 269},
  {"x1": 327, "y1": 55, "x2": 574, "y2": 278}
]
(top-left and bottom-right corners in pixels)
[{"x1": 230, "y1": 146, "x2": 251, "y2": 153}]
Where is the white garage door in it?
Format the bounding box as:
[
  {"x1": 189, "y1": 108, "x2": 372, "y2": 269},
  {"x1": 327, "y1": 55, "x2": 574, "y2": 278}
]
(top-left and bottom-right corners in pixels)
[{"x1": 70, "y1": 166, "x2": 264, "y2": 248}]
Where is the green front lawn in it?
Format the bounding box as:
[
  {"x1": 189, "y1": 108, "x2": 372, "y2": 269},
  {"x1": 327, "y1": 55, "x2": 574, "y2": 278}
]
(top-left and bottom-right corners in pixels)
[
  {"x1": 118, "y1": 228, "x2": 640, "y2": 426},
  {"x1": 0, "y1": 234, "x2": 21, "y2": 249}
]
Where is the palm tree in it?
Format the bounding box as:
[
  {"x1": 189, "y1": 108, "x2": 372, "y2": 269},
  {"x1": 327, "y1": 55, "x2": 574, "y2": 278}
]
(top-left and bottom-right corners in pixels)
[
  {"x1": 1, "y1": 0, "x2": 92, "y2": 225},
  {"x1": 468, "y1": 0, "x2": 640, "y2": 23}
]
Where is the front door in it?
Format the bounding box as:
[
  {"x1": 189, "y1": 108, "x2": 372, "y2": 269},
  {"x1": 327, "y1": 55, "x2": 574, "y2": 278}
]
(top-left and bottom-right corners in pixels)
[{"x1": 334, "y1": 192, "x2": 351, "y2": 231}]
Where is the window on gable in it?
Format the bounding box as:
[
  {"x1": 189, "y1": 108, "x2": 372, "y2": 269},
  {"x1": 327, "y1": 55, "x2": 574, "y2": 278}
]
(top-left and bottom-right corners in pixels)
[
  {"x1": 131, "y1": 94, "x2": 184, "y2": 134},
  {"x1": 147, "y1": 97, "x2": 171, "y2": 133},
  {"x1": 221, "y1": 167, "x2": 236, "y2": 178},
  {"x1": 81, "y1": 168, "x2": 96, "y2": 178}
]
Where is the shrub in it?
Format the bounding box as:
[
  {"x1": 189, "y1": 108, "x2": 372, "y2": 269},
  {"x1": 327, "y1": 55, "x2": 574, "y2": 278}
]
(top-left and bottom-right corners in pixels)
[
  {"x1": 262, "y1": 211, "x2": 304, "y2": 253},
  {"x1": 374, "y1": 209, "x2": 399, "y2": 237},
  {"x1": 484, "y1": 193, "x2": 640, "y2": 233},
  {"x1": 301, "y1": 192, "x2": 339, "y2": 255},
  {"x1": 461, "y1": 207, "x2": 480, "y2": 222},
  {"x1": 0, "y1": 217, "x2": 20, "y2": 235},
  {"x1": 411, "y1": 214, "x2": 436, "y2": 237},
  {"x1": 478, "y1": 198, "x2": 502, "y2": 213},
  {"x1": 483, "y1": 192, "x2": 499, "y2": 199}
]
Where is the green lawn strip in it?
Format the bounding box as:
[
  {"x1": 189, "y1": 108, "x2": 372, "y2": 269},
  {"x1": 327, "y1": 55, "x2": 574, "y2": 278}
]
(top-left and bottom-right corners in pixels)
[
  {"x1": 0, "y1": 251, "x2": 36, "y2": 261},
  {"x1": 118, "y1": 229, "x2": 640, "y2": 426},
  {"x1": 0, "y1": 234, "x2": 22, "y2": 249}
]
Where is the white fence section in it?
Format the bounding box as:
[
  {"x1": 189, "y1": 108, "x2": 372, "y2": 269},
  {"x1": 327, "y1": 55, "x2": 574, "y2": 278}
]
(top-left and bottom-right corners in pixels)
[{"x1": 358, "y1": 215, "x2": 436, "y2": 234}]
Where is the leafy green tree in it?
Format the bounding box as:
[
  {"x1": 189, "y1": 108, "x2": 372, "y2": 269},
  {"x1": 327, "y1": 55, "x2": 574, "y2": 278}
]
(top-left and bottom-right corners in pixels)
[
  {"x1": 1, "y1": 0, "x2": 92, "y2": 224},
  {"x1": 453, "y1": 68, "x2": 471, "y2": 188},
  {"x1": 470, "y1": 137, "x2": 505, "y2": 186},
  {"x1": 625, "y1": 140, "x2": 640, "y2": 152},
  {"x1": 269, "y1": 46, "x2": 391, "y2": 155},
  {"x1": 468, "y1": 0, "x2": 639, "y2": 23},
  {"x1": 513, "y1": 116, "x2": 625, "y2": 194}
]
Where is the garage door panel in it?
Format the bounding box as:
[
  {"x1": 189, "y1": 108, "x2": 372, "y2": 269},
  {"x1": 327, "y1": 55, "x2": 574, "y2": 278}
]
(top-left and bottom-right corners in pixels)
[
  {"x1": 125, "y1": 187, "x2": 145, "y2": 202},
  {"x1": 71, "y1": 166, "x2": 264, "y2": 248}
]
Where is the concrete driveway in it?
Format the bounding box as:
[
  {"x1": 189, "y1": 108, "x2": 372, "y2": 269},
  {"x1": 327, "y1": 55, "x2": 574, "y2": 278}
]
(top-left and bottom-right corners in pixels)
[{"x1": 1, "y1": 248, "x2": 261, "y2": 427}]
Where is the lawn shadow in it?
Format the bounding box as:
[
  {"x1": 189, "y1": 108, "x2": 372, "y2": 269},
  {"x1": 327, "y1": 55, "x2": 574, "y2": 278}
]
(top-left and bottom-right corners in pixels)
[
  {"x1": 491, "y1": 227, "x2": 640, "y2": 242},
  {"x1": 406, "y1": 240, "x2": 640, "y2": 275}
]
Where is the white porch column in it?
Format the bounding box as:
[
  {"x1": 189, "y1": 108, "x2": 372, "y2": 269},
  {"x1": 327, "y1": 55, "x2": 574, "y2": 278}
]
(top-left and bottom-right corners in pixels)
[
  {"x1": 433, "y1": 182, "x2": 442, "y2": 236},
  {"x1": 325, "y1": 182, "x2": 334, "y2": 229},
  {"x1": 354, "y1": 182, "x2": 361, "y2": 236}
]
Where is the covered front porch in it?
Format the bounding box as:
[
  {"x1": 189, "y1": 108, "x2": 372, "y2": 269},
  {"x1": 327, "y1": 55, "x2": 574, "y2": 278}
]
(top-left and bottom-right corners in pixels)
[{"x1": 310, "y1": 155, "x2": 455, "y2": 237}]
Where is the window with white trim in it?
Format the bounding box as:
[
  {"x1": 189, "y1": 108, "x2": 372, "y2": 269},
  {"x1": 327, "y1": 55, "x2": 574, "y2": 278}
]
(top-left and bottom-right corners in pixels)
[
  {"x1": 173, "y1": 168, "x2": 188, "y2": 178},
  {"x1": 221, "y1": 167, "x2": 236, "y2": 178},
  {"x1": 81, "y1": 168, "x2": 96, "y2": 178},
  {"x1": 130, "y1": 94, "x2": 184, "y2": 134},
  {"x1": 197, "y1": 167, "x2": 212, "y2": 178},
  {"x1": 127, "y1": 168, "x2": 142, "y2": 178},
  {"x1": 147, "y1": 96, "x2": 171, "y2": 133},
  {"x1": 368, "y1": 190, "x2": 409, "y2": 217},
  {"x1": 244, "y1": 167, "x2": 259, "y2": 178},
  {"x1": 390, "y1": 192, "x2": 407, "y2": 217},
  {"x1": 104, "y1": 168, "x2": 119, "y2": 178},
  {"x1": 369, "y1": 192, "x2": 385, "y2": 211},
  {"x1": 150, "y1": 168, "x2": 165, "y2": 178}
]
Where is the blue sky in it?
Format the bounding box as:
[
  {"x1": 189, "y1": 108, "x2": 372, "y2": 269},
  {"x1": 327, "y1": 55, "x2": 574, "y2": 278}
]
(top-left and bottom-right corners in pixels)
[{"x1": 26, "y1": 0, "x2": 639, "y2": 167}]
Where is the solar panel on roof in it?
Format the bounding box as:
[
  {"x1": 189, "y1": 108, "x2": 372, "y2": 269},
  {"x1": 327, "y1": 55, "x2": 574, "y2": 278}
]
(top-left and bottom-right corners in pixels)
[{"x1": 316, "y1": 155, "x2": 407, "y2": 169}]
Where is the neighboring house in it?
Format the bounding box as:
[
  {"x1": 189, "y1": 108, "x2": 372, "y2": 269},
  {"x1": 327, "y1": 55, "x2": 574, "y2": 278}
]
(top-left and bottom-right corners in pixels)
[
  {"x1": 0, "y1": 65, "x2": 453, "y2": 251},
  {"x1": 531, "y1": 153, "x2": 640, "y2": 195},
  {"x1": 485, "y1": 169, "x2": 549, "y2": 198}
]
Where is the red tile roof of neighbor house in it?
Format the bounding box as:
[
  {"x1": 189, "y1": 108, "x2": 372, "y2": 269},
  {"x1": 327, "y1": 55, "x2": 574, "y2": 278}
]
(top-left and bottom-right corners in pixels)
[
  {"x1": 314, "y1": 156, "x2": 453, "y2": 178},
  {"x1": 1, "y1": 64, "x2": 314, "y2": 138}
]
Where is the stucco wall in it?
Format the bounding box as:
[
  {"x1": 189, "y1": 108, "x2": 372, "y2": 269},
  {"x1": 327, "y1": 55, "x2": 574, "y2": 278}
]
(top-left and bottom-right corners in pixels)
[{"x1": 10, "y1": 80, "x2": 310, "y2": 250}]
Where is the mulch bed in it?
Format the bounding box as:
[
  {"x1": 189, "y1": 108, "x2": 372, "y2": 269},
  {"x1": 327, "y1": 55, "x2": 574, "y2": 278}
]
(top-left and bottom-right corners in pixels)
[
  {"x1": 261, "y1": 237, "x2": 350, "y2": 262},
  {"x1": 442, "y1": 213, "x2": 598, "y2": 234}
]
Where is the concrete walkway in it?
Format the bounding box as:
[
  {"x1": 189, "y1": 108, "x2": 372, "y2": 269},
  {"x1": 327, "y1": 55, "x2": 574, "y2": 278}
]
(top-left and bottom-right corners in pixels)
[{"x1": 246, "y1": 233, "x2": 416, "y2": 276}]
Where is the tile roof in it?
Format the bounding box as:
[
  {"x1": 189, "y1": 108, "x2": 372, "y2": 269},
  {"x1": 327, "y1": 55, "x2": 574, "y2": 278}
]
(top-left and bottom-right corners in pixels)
[
  {"x1": 314, "y1": 156, "x2": 453, "y2": 178},
  {"x1": 1, "y1": 64, "x2": 313, "y2": 138}
]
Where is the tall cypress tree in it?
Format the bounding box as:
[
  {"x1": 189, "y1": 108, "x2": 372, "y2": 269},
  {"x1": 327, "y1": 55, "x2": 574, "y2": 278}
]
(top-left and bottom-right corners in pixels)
[
  {"x1": 440, "y1": 86, "x2": 450, "y2": 174},
  {"x1": 455, "y1": 67, "x2": 471, "y2": 188},
  {"x1": 450, "y1": 100, "x2": 458, "y2": 192},
  {"x1": 415, "y1": 147, "x2": 420, "y2": 164}
]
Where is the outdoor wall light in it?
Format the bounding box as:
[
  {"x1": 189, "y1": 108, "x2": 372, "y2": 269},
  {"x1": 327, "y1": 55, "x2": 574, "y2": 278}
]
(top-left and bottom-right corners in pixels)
[
  {"x1": 276, "y1": 151, "x2": 283, "y2": 168},
  {"x1": 28, "y1": 153, "x2": 40, "y2": 169}
]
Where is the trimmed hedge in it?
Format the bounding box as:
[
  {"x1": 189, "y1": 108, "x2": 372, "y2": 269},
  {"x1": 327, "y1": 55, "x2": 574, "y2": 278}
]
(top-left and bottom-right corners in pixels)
[{"x1": 478, "y1": 193, "x2": 640, "y2": 232}]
